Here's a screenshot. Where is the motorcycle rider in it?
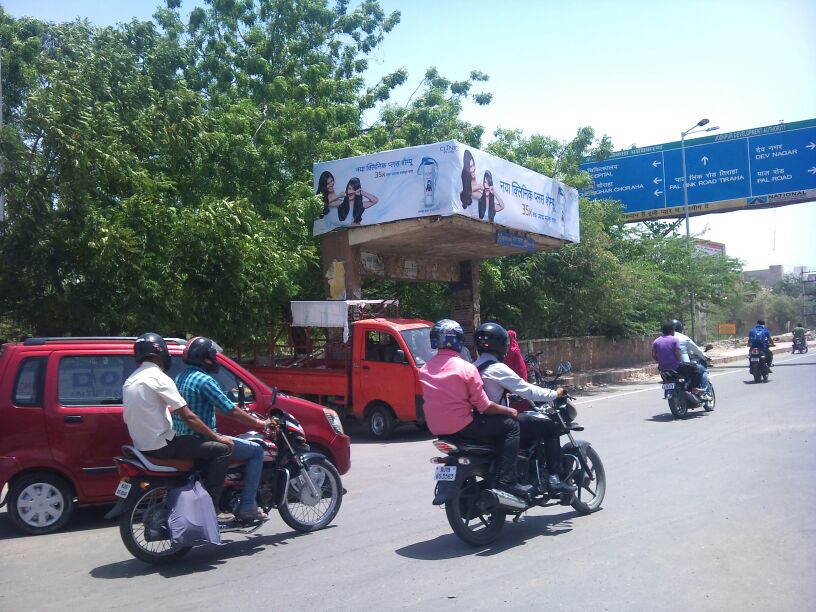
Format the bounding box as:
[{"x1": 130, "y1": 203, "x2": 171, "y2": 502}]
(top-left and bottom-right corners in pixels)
[
  {"x1": 792, "y1": 323, "x2": 806, "y2": 351},
  {"x1": 419, "y1": 319, "x2": 532, "y2": 498},
  {"x1": 748, "y1": 319, "x2": 775, "y2": 371},
  {"x1": 472, "y1": 322, "x2": 576, "y2": 495},
  {"x1": 173, "y1": 336, "x2": 272, "y2": 522},
  {"x1": 652, "y1": 321, "x2": 699, "y2": 384},
  {"x1": 671, "y1": 319, "x2": 712, "y2": 400},
  {"x1": 122, "y1": 332, "x2": 234, "y2": 520}
]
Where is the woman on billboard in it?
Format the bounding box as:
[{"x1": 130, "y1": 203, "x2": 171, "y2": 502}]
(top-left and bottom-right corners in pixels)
[
  {"x1": 316, "y1": 171, "x2": 343, "y2": 219},
  {"x1": 340, "y1": 177, "x2": 379, "y2": 225},
  {"x1": 478, "y1": 170, "x2": 505, "y2": 222},
  {"x1": 459, "y1": 150, "x2": 484, "y2": 211}
]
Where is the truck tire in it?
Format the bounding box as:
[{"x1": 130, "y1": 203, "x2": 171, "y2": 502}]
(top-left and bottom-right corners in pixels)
[{"x1": 367, "y1": 404, "x2": 395, "y2": 440}]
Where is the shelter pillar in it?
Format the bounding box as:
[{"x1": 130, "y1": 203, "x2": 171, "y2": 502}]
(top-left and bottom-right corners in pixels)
[
  {"x1": 320, "y1": 230, "x2": 362, "y2": 300},
  {"x1": 450, "y1": 260, "x2": 481, "y2": 354}
]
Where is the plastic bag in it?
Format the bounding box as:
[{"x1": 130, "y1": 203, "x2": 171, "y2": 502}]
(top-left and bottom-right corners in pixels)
[{"x1": 167, "y1": 478, "x2": 221, "y2": 546}]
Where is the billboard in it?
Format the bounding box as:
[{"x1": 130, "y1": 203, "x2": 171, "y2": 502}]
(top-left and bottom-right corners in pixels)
[
  {"x1": 313, "y1": 141, "x2": 580, "y2": 243},
  {"x1": 580, "y1": 119, "x2": 816, "y2": 221}
]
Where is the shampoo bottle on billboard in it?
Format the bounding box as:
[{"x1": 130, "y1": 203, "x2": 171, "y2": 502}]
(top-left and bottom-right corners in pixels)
[{"x1": 419, "y1": 157, "x2": 438, "y2": 207}]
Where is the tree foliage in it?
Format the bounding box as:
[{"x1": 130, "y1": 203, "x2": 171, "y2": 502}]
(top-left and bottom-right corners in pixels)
[{"x1": 0, "y1": 2, "x2": 748, "y2": 345}]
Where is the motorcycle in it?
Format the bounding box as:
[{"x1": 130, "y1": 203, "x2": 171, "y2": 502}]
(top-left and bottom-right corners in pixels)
[
  {"x1": 524, "y1": 351, "x2": 545, "y2": 385},
  {"x1": 792, "y1": 337, "x2": 808, "y2": 354},
  {"x1": 659, "y1": 358, "x2": 716, "y2": 419},
  {"x1": 106, "y1": 402, "x2": 343, "y2": 564},
  {"x1": 748, "y1": 347, "x2": 771, "y2": 383},
  {"x1": 430, "y1": 362, "x2": 606, "y2": 546}
]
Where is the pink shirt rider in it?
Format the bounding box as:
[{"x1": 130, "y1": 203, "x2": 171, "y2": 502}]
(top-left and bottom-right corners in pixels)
[{"x1": 419, "y1": 348, "x2": 492, "y2": 435}]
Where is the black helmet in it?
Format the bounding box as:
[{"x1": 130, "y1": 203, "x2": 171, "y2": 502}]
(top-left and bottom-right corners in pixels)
[
  {"x1": 430, "y1": 319, "x2": 464, "y2": 352},
  {"x1": 134, "y1": 332, "x2": 171, "y2": 371},
  {"x1": 182, "y1": 336, "x2": 221, "y2": 372},
  {"x1": 672, "y1": 319, "x2": 684, "y2": 333},
  {"x1": 474, "y1": 322, "x2": 509, "y2": 360}
]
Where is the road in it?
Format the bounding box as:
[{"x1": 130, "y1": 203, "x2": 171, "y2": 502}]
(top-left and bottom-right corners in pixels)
[{"x1": 2, "y1": 352, "x2": 815, "y2": 611}]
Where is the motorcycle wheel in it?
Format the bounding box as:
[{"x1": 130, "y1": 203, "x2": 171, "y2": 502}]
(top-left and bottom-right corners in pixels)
[
  {"x1": 279, "y1": 457, "x2": 342, "y2": 532},
  {"x1": 119, "y1": 485, "x2": 191, "y2": 565},
  {"x1": 703, "y1": 384, "x2": 716, "y2": 412},
  {"x1": 752, "y1": 369, "x2": 761, "y2": 383},
  {"x1": 567, "y1": 446, "x2": 606, "y2": 514},
  {"x1": 668, "y1": 394, "x2": 687, "y2": 419},
  {"x1": 445, "y1": 471, "x2": 506, "y2": 546}
]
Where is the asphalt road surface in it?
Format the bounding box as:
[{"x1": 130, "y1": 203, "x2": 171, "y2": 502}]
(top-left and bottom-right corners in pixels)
[{"x1": 2, "y1": 352, "x2": 814, "y2": 611}]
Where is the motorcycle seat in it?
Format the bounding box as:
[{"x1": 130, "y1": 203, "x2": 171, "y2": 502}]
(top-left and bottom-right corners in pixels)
[
  {"x1": 437, "y1": 436, "x2": 496, "y2": 455},
  {"x1": 122, "y1": 445, "x2": 195, "y2": 473}
]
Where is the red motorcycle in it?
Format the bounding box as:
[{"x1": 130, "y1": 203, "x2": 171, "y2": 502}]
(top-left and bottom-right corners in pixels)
[{"x1": 106, "y1": 404, "x2": 342, "y2": 564}]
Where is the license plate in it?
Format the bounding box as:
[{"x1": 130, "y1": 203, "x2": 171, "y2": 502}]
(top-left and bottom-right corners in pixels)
[
  {"x1": 434, "y1": 466, "x2": 456, "y2": 481},
  {"x1": 115, "y1": 480, "x2": 132, "y2": 499},
  {"x1": 662, "y1": 383, "x2": 675, "y2": 390},
  {"x1": 750, "y1": 358, "x2": 760, "y2": 362}
]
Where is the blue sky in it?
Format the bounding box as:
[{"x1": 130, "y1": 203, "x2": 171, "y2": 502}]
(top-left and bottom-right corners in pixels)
[{"x1": 4, "y1": 0, "x2": 816, "y2": 270}]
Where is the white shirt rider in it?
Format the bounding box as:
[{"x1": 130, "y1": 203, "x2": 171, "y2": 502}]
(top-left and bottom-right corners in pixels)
[
  {"x1": 472, "y1": 353, "x2": 558, "y2": 405},
  {"x1": 674, "y1": 331, "x2": 707, "y2": 364}
]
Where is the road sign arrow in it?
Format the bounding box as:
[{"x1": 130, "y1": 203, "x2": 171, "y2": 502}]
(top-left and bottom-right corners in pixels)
[
  {"x1": 701, "y1": 156, "x2": 709, "y2": 166},
  {"x1": 652, "y1": 160, "x2": 662, "y2": 167},
  {"x1": 807, "y1": 142, "x2": 816, "y2": 151},
  {"x1": 653, "y1": 177, "x2": 663, "y2": 185},
  {"x1": 809, "y1": 166, "x2": 816, "y2": 175},
  {"x1": 654, "y1": 189, "x2": 663, "y2": 197}
]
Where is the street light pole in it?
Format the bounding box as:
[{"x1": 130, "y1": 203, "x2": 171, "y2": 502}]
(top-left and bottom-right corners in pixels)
[{"x1": 680, "y1": 118, "x2": 719, "y2": 340}]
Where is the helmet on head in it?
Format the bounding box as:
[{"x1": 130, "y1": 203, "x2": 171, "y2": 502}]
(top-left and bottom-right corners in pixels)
[
  {"x1": 474, "y1": 322, "x2": 509, "y2": 360},
  {"x1": 672, "y1": 319, "x2": 684, "y2": 333},
  {"x1": 134, "y1": 332, "x2": 171, "y2": 371},
  {"x1": 430, "y1": 319, "x2": 464, "y2": 352},
  {"x1": 183, "y1": 336, "x2": 222, "y2": 373}
]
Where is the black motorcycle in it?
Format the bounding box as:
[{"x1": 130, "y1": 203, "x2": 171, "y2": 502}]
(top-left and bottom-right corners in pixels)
[
  {"x1": 748, "y1": 347, "x2": 770, "y2": 383},
  {"x1": 792, "y1": 337, "x2": 808, "y2": 354},
  {"x1": 524, "y1": 351, "x2": 545, "y2": 385},
  {"x1": 660, "y1": 358, "x2": 715, "y2": 418},
  {"x1": 430, "y1": 362, "x2": 605, "y2": 546},
  {"x1": 106, "y1": 404, "x2": 342, "y2": 564}
]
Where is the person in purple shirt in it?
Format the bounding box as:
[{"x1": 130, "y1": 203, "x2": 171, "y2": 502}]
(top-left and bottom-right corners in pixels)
[{"x1": 652, "y1": 321, "x2": 703, "y2": 392}]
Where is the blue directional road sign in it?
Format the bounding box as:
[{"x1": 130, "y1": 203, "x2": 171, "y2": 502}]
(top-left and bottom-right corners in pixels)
[{"x1": 580, "y1": 119, "x2": 816, "y2": 221}]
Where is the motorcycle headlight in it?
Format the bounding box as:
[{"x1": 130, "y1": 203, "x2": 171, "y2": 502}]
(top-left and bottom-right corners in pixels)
[{"x1": 323, "y1": 408, "x2": 344, "y2": 435}]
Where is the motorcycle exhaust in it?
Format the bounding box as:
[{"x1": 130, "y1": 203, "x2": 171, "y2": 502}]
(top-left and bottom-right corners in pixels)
[
  {"x1": 484, "y1": 489, "x2": 528, "y2": 510},
  {"x1": 684, "y1": 391, "x2": 702, "y2": 406}
]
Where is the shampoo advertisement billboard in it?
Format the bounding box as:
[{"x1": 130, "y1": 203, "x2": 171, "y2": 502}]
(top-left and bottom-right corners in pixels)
[{"x1": 312, "y1": 140, "x2": 580, "y2": 244}]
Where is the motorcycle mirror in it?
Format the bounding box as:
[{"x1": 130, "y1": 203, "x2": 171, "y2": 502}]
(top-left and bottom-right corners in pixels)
[
  {"x1": 236, "y1": 381, "x2": 246, "y2": 409},
  {"x1": 271, "y1": 386, "x2": 278, "y2": 406}
]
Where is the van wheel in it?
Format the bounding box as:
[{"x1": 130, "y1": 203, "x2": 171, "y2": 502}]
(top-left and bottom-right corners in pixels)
[
  {"x1": 8, "y1": 472, "x2": 75, "y2": 535},
  {"x1": 367, "y1": 404, "x2": 395, "y2": 440}
]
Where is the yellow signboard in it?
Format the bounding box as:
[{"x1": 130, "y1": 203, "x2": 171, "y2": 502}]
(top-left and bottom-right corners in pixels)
[{"x1": 718, "y1": 323, "x2": 737, "y2": 335}]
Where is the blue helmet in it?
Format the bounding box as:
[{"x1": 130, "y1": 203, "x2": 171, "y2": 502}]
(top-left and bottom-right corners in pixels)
[{"x1": 430, "y1": 319, "x2": 464, "y2": 352}]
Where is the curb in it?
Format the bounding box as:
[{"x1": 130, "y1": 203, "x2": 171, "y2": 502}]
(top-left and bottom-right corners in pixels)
[{"x1": 561, "y1": 341, "x2": 812, "y2": 388}]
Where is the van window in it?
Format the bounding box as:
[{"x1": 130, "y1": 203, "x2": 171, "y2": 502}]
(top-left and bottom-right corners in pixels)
[
  {"x1": 58, "y1": 355, "x2": 138, "y2": 406},
  {"x1": 364, "y1": 331, "x2": 402, "y2": 363},
  {"x1": 13, "y1": 357, "x2": 47, "y2": 407}
]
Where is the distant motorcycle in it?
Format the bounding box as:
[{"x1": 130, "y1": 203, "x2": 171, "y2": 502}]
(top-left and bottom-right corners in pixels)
[
  {"x1": 524, "y1": 351, "x2": 545, "y2": 385},
  {"x1": 106, "y1": 405, "x2": 342, "y2": 564},
  {"x1": 659, "y1": 358, "x2": 716, "y2": 418},
  {"x1": 430, "y1": 362, "x2": 605, "y2": 546},
  {"x1": 792, "y1": 337, "x2": 808, "y2": 354},
  {"x1": 748, "y1": 347, "x2": 771, "y2": 383}
]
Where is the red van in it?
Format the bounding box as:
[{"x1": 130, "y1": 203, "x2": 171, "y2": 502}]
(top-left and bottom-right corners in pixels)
[{"x1": 0, "y1": 337, "x2": 350, "y2": 535}]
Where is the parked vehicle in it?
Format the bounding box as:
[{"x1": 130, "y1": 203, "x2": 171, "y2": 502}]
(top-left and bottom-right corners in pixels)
[
  {"x1": 247, "y1": 302, "x2": 434, "y2": 440},
  {"x1": 107, "y1": 405, "x2": 342, "y2": 564},
  {"x1": 792, "y1": 337, "x2": 808, "y2": 354},
  {"x1": 748, "y1": 347, "x2": 771, "y2": 383},
  {"x1": 430, "y1": 363, "x2": 605, "y2": 546},
  {"x1": 0, "y1": 337, "x2": 350, "y2": 535},
  {"x1": 660, "y1": 359, "x2": 716, "y2": 418},
  {"x1": 524, "y1": 351, "x2": 545, "y2": 385}
]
